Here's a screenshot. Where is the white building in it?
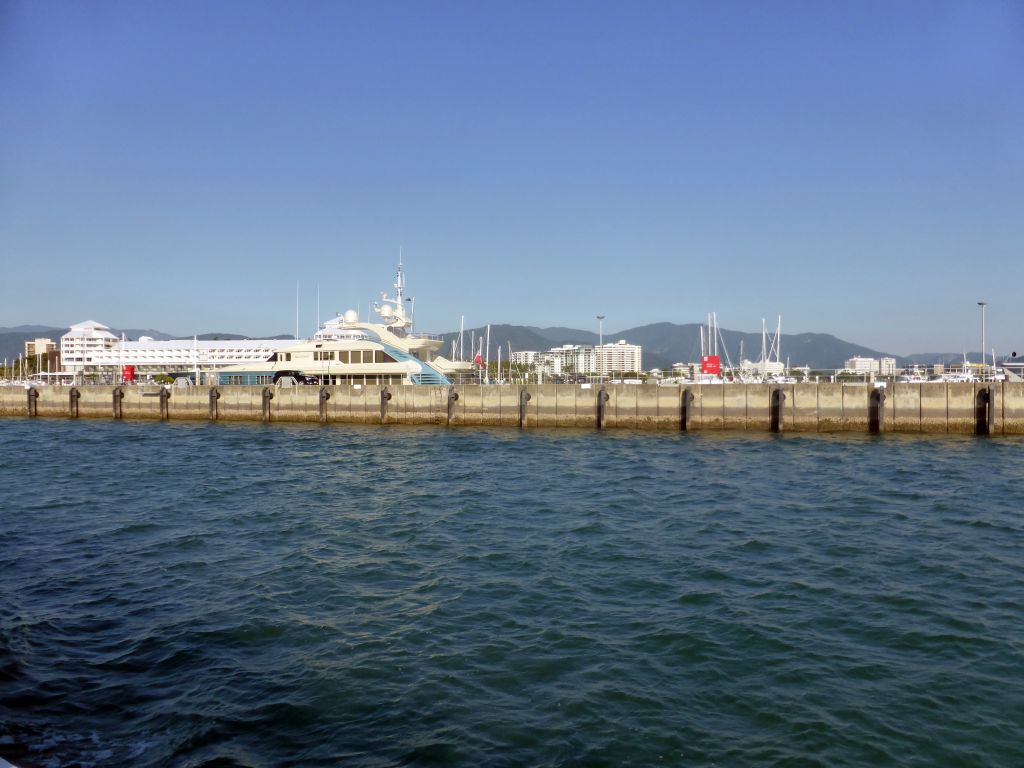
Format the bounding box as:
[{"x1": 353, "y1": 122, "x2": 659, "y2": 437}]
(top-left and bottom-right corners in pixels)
[
  {"x1": 516, "y1": 340, "x2": 643, "y2": 378},
  {"x1": 544, "y1": 345, "x2": 593, "y2": 376},
  {"x1": 60, "y1": 320, "x2": 292, "y2": 381},
  {"x1": 740, "y1": 358, "x2": 786, "y2": 377},
  {"x1": 596, "y1": 340, "x2": 642, "y2": 377},
  {"x1": 845, "y1": 357, "x2": 878, "y2": 374},
  {"x1": 672, "y1": 362, "x2": 698, "y2": 380},
  {"x1": 510, "y1": 350, "x2": 540, "y2": 367},
  {"x1": 845, "y1": 356, "x2": 896, "y2": 375},
  {"x1": 89, "y1": 338, "x2": 294, "y2": 380},
  {"x1": 61, "y1": 321, "x2": 118, "y2": 373}
]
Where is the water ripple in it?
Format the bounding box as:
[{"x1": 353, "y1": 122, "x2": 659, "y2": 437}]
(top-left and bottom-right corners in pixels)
[{"x1": 1, "y1": 422, "x2": 1022, "y2": 766}]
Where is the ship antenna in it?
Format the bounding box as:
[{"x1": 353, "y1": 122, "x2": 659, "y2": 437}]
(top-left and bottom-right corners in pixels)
[{"x1": 395, "y1": 247, "x2": 405, "y2": 304}]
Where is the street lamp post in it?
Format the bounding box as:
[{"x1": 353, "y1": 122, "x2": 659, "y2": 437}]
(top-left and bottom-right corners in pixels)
[
  {"x1": 597, "y1": 315, "x2": 605, "y2": 384},
  {"x1": 978, "y1": 301, "x2": 987, "y2": 380}
]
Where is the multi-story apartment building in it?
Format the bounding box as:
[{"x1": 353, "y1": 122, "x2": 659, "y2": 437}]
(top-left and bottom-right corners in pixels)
[
  {"x1": 515, "y1": 341, "x2": 643, "y2": 378},
  {"x1": 595, "y1": 340, "x2": 642, "y2": 377},
  {"x1": 22, "y1": 337, "x2": 60, "y2": 377},
  {"x1": 845, "y1": 356, "x2": 898, "y2": 376}
]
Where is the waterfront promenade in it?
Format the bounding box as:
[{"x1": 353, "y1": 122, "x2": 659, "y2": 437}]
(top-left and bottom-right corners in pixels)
[{"x1": 2, "y1": 382, "x2": 1022, "y2": 434}]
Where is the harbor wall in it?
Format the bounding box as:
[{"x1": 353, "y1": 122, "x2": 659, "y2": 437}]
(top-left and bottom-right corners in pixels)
[{"x1": 1, "y1": 382, "x2": 1021, "y2": 435}]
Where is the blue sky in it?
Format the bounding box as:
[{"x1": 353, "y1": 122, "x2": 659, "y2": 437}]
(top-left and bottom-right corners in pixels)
[{"x1": 2, "y1": 1, "x2": 1021, "y2": 355}]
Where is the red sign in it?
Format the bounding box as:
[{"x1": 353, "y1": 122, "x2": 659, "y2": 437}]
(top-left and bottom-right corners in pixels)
[
  {"x1": 701, "y1": 355, "x2": 721, "y2": 375},
  {"x1": 121, "y1": 365, "x2": 135, "y2": 382}
]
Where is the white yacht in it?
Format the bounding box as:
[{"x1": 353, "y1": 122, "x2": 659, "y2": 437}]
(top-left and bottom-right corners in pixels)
[
  {"x1": 218, "y1": 265, "x2": 474, "y2": 386},
  {"x1": 894, "y1": 366, "x2": 929, "y2": 384}
]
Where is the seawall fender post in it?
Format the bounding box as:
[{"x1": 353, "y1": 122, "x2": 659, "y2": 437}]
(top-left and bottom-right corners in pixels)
[
  {"x1": 112, "y1": 387, "x2": 124, "y2": 419},
  {"x1": 681, "y1": 388, "x2": 694, "y2": 431},
  {"x1": 159, "y1": 386, "x2": 171, "y2": 420},
  {"x1": 380, "y1": 386, "x2": 391, "y2": 424},
  {"x1": 869, "y1": 387, "x2": 886, "y2": 434},
  {"x1": 26, "y1": 386, "x2": 38, "y2": 418},
  {"x1": 447, "y1": 387, "x2": 459, "y2": 425},
  {"x1": 318, "y1": 385, "x2": 331, "y2": 424},
  {"x1": 261, "y1": 386, "x2": 274, "y2": 422},
  {"x1": 770, "y1": 388, "x2": 785, "y2": 433},
  {"x1": 208, "y1": 386, "x2": 220, "y2": 421},
  {"x1": 519, "y1": 387, "x2": 532, "y2": 429},
  {"x1": 596, "y1": 386, "x2": 610, "y2": 430},
  {"x1": 989, "y1": 384, "x2": 997, "y2": 434},
  {"x1": 975, "y1": 385, "x2": 992, "y2": 436},
  {"x1": 69, "y1": 387, "x2": 80, "y2": 418}
]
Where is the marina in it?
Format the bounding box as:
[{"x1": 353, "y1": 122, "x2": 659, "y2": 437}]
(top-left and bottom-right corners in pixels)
[{"x1": 4, "y1": 4, "x2": 1022, "y2": 767}]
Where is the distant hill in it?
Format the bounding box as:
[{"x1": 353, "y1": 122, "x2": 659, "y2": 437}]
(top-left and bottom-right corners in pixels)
[
  {"x1": 194, "y1": 332, "x2": 251, "y2": 341},
  {"x1": 438, "y1": 324, "x2": 559, "y2": 361},
  {"x1": 116, "y1": 328, "x2": 177, "y2": 341},
  {"x1": 0, "y1": 324, "x2": 62, "y2": 334},
  {"x1": 438, "y1": 322, "x2": 897, "y2": 370},
  {"x1": 528, "y1": 326, "x2": 599, "y2": 345},
  {"x1": 0, "y1": 327, "x2": 65, "y2": 362}
]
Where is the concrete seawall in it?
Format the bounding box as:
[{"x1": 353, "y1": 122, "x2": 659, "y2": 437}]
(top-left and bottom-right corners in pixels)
[{"x1": 1, "y1": 383, "x2": 1022, "y2": 434}]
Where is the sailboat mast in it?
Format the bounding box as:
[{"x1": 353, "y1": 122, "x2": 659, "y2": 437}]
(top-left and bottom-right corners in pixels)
[
  {"x1": 761, "y1": 318, "x2": 767, "y2": 379},
  {"x1": 485, "y1": 324, "x2": 491, "y2": 384},
  {"x1": 776, "y1": 316, "x2": 782, "y2": 366}
]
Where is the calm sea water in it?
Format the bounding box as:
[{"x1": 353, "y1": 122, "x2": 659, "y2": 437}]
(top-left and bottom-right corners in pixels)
[{"x1": 1, "y1": 419, "x2": 1022, "y2": 767}]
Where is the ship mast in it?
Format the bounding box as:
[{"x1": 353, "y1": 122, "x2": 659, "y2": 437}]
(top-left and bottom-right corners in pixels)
[{"x1": 373, "y1": 254, "x2": 413, "y2": 333}]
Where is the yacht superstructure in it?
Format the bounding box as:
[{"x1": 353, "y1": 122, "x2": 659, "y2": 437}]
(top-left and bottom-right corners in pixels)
[{"x1": 218, "y1": 265, "x2": 474, "y2": 386}]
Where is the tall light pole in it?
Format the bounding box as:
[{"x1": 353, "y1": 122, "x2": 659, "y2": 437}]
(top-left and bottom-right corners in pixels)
[
  {"x1": 978, "y1": 301, "x2": 987, "y2": 379},
  {"x1": 597, "y1": 315, "x2": 605, "y2": 383}
]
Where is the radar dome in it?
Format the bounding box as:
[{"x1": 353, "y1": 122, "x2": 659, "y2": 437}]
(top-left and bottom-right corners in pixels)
[
  {"x1": 379, "y1": 305, "x2": 393, "y2": 318},
  {"x1": 343, "y1": 309, "x2": 358, "y2": 324}
]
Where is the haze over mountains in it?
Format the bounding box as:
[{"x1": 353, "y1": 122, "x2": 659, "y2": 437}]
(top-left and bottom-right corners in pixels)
[{"x1": 4, "y1": 322, "x2": 1000, "y2": 372}]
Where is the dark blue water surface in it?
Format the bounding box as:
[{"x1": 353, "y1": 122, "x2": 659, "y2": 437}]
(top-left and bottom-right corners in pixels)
[{"x1": 1, "y1": 419, "x2": 1022, "y2": 767}]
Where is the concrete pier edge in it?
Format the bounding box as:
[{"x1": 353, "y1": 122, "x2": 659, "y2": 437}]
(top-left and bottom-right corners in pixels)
[{"x1": 0, "y1": 382, "x2": 1020, "y2": 434}]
